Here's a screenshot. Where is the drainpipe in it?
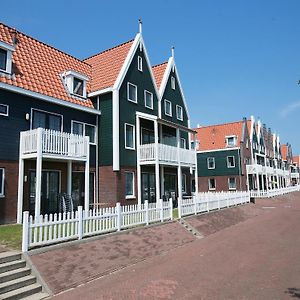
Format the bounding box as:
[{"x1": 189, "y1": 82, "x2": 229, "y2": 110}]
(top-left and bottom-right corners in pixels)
[{"x1": 96, "y1": 96, "x2": 100, "y2": 206}]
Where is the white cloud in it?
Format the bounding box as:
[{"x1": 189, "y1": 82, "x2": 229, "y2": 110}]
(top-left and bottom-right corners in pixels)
[{"x1": 280, "y1": 101, "x2": 300, "y2": 118}]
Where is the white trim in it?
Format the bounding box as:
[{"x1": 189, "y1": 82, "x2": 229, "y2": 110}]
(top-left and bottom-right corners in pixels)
[
  {"x1": 208, "y1": 178, "x2": 216, "y2": 191},
  {"x1": 226, "y1": 135, "x2": 237, "y2": 147},
  {"x1": 0, "y1": 103, "x2": 9, "y2": 116},
  {"x1": 88, "y1": 87, "x2": 113, "y2": 97},
  {"x1": 0, "y1": 40, "x2": 15, "y2": 52},
  {"x1": 171, "y1": 76, "x2": 176, "y2": 90},
  {"x1": 0, "y1": 167, "x2": 5, "y2": 197},
  {"x1": 164, "y1": 99, "x2": 172, "y2": 117},
  {"x1": 127, "y1": 82, "x2": 138, "y2": 103},
  {"x1": 176, "y1": 105, "x2": 183, "y2": 121},
  {"x1": 124, "y1": 123, "x2": 135, "y2": 150},
  {"x1": 0, "y1": 82, "x2": 101, "y2": 115},
  {"x1": 197, "y1": 147, "x2": 240, "y2": 154},
  {"x1": 228, "y1": 177, "x2": 237, "y2": 190},
  {"x1": 125, "y1": 171, "x2": 135, "y2": 199},
  {"x1": 138, "y1": 56, "x2": 143, "y2": 72},
  {"x1": 136, "y1": 111, "x2": 157, "y2": 121},
  {"x1": 144, "y1": 90, "x2": 153, "y2": 110},
  {"x1": 112, "y1": 89, "x2": 120, "y2": 171},
  {"x1": 207, "y1": 157, "x2": 215, "y2": 169},
  {"x1": 227, "y1": 156, "x2": 235, "y2": 168},
  {"x1": 30, "y1": 108, "x2": 63, "y2": 132},
  {"x1": 63, "y1": 70, "x2": 89, "y2": 81},
  {"x1": 71, "y1": 120, "x2": 97, "y2": 145},
  {"x1": 0, "y1": 41, "x2": 15, "y2": 75}
]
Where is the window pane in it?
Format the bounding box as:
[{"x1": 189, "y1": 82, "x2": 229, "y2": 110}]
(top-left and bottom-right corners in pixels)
[
  {"x1": 125, "y1": 124, "x2": 134, "y2": 148},
  {"x1": 33, "y1": 111, "x2": 46, "y2": 129},
  {"x1": 85, "y1": 124, "x2": 95, "y2": 143},
  {"x1": 49, "y1": 114, "x2": 61, "y2": 131},
  {"x1": 177, "y1": 106, "x2": 183, "y2": 120},
  {"x1": 0, "y1": 168, "x2": 3, "y2": 195},
  {"x1": 145, "y1": 91, "x2": 152, "y2": 108},
  {"x1": 229, "y1": 178, "x2": 236, "y2": 189},
  {"x1": 0, "y1": 49, "x2": 7, "y2": 71},
  {"x1": 180, "y1": 138, "x2": 186, "y2": 149},
  {"x1": 73, "y1": 78, "x2": 84, "y2": 96},
  {"x1": 128, "y1": 84, "x2": 137, "y2": 102},
  {"x1": 125, "y1": 172, "x2": 134, "y2": 196},
  {"x1": 209, "y1": 179, "x2": 215, "y2": 189},
  {"x1": 165, "y1": 101, "x2": 171, "y2": 115},
  {"x1": 72, "y1": 122, "x2": 84, "y2": 136}
]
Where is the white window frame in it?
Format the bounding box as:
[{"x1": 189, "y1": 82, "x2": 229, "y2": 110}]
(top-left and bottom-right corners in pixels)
[
  {"x1": 138, "y1": 56, "x2": 143, "y2": 72},
  {"x1": 208, "y1": 178, "x2": 216, "y2": 191},
  {"x1": 124, "y1": 123, "x2": 135, "y2": 150},
  {"x1": 144, "y1": 90, "x2": 153, "y2": 109},
  {"x1": 226, "y1": 135, "x2": 237, "y2": 147},
  {"x1": 0, "y1": 168, "x2": 4, "y2": 197},
  {"x1": 0, "y1": 41, "x2": 15, "y2": 74},
  {"x1": 228, "y1": 177, "x2": 237, "y2": 190},
  {"x1": 180, "y1": 138, "x2": 186, "y2": 149},
  {"x1": 71, "y1": 120, "x2": 96, "y2": 145},
  {"x1": 0, "y1": 104, "x2": 9, "y2": 117},
  {"x1": 207, "y1": 157, "x2": 215, "y2": 169},
  {"x1": 125, "y1": 171, "x2": 135, "y2": 199},
  {"x1": 176, "y1": 105, "x2": 183, "y2": 121},
  {"x1": 171, "y1": 76, "x2": 176, "y2": 90},
  {"x1": 127, "y1": 82, "x2": 138, "y2": 103},
  {"x1": 63, "y1": 70, "x2": 88, "y2": 99},
  {"x1": 227, "y1": 156, "x2": 235, "y2": 168},
  {"x1": 164, "y1": 99, "x2": 172, "y2": 117},
  {"x1": 31, "y1": 108, "x2": 63, "y2": 132}
]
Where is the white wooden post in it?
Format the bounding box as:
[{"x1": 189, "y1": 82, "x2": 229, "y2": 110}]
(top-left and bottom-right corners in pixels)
[
  {"x1": 84, "y1": 137, "x2": 90, "y2": 211},
  {"x1": 78, "y1": 206, "x2": 83, "y2": 239},
  {"x1": 145, "y1": 200, "x2": 149, "y2": 225},
  {"x1": 116, "y1": 202, "x2": 122, "y2": 231},
  {"x1": 17, "y1": 156, "x2": 24, "y2": 224},
  {"x1": 22, "y1": 211, "x2": 29, "y2": 252},
  {"x1": 67, "y1": 161, "x2": 72, "y2": 196},
  {"x1": 154, "y1": 120, "x2": 160, "y2": 203},
  {"x1": 218, "y1": 193, "x2": 220, "y2": 210},
  {"x1": 176, "y1": 128, "x2": 183, "y2": 204},
  {"x1": 178, "y1": 197, "x2": 182, "y2": 219},
  {"x1": 169, "y1": 198, "x2": 173, "y2": 220},
  {"x1": 136, "y1": 115, "x2": 142, "y2": 206},
  {"x1": 35, "y1": 128, "x2": 43, "y2": 218},
  {"x1": 159, "y1": 199, "x2": 163, "y2": 222},
  {"x1": 193, "y1": 133, "x2": 199, "y2": 195}
]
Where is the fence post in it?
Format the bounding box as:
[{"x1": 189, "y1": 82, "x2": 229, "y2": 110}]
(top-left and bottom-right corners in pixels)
[
  {"x1": 116, "y1": 202, "x2": 122, "y2": 231},
  {"x1": 22, "y1": 211, "x2": 29, "y2": 252},
  {"x1": 159, "y1": 199, "x2": 164, "y2": 222},
  {"x1": 206, "y1": 193, "x2": 210, "y2": 212},
  {"x1": 178, "y1": 197, "x2": 182, "y2": 219},
  {"x1": 218, "y1": 193, "x2": 220, "y2": 210},
  {"x1": 78, "y1": 206, "x2": 83, "y2": 240},
  {"x1": 145, "y1": 200, "x2": 149, "y2": 225},
  {"x1": 194, "y1": 196, "x2": 197, "y2": 215},
  {"x1": 169, "y1": 198, "x2": 173, "y2": 220}
]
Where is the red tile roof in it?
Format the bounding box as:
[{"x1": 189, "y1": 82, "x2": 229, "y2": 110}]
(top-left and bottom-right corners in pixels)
[
  {"x1": 84, "y1": 40, "x2": 134, "y2": 92},
  {"x1": 280, "y1": 144, "x2": 288, "y2": 161},
  {"x1": 195, "y1": 121, "x2": 245, "y2": 151},
  {"x1": 152, "y1": 62, "x2": 168, "y2": 89},
  {"x1": 0, "y1": 23, "x2": 94, "y2": 108}
]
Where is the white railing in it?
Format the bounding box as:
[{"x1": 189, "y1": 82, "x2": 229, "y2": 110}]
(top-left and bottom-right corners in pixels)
[
  {"x1": 178, "y1": 191, "x2": 250, "y2": 218},
  {"x1": 139, "y1": 143, "x2": 196, "y2": 166},
  {"x1": 22, "y1": 199, "x2": 173, "y2": 252},
  {"x1": 20, "y1": 128, "x2": 89, "y2": 159},
  {"x1": 250, "y1": 185, "x2": 300, "y2": 198}
]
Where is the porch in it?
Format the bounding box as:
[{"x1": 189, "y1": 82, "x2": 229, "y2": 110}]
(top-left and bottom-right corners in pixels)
[{"x1": 17, "y1": 128, "x2": 91, "y2": 223}]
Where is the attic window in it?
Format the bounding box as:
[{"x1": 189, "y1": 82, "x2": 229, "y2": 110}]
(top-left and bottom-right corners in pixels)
[
  {"x1": 138, "y1": 56, "x2": 143, "y2": 72},
  {"x1": 0, "y1": 41, "x2": 15, "y2": 74},
  {"x1": 63, "y1": 70, "x2": 88, "y2": 99},
  {"x1": 0, "y1": 49, "x2": 7, "y2": 71},
  {"x1": 171, "y1": 76, "x2": 176, "y2": 90},
  {"x1": 226, "y1": 136, "x2": 237, "y2": 147},
  {"x1": 73, "y1": 77, "x2": 84, "y2": 96}
]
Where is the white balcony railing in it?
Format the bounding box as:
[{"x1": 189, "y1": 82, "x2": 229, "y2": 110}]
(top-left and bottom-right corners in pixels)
[
  {"x1": 20, "y1": 128, "x2": 89, "y2": 160},
  {"x1": 139, "y1": 143, "x2": 196, "y2": 166}
]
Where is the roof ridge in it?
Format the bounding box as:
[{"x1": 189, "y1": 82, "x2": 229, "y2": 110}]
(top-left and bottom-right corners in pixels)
[
  {"x1": 0, "y1": 22, "x2": 91, "y2": 67},
  {"x1": 194, "y1": 120, "x2": 245, "y2": 130},
  {"x1": 152, "y1": 61, "x2": 168, "y2": 68},
  {"x1": 83, "y1": 38, "x2": 134, "y2": 61}
]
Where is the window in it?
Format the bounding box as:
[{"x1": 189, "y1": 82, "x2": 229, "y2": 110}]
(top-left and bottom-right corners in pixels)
[
  {"x1": 208, "y1": 178, "x2": 216, "y2": 190},
  {"x1": 207, "y1": 157, "x2": 215, "y2": 169},
  {"x1": 144, "y1": 90, "x2": 153, "y2": 109},
  {"x1": 0, "y1": 48, "x2": 7, "y2": 71},
  {"x1": 226, "y1": 136, "x2": 237, "y2": 147},
  {"x1": 164, "y1": 100, "x2": 172, "y2": 116},
  {"x1": 228, "y1": 177, "x2": 236, "y2": 190},
  {"x1": 138, "y1": 56, "x2": 143, "y2": 72},
  {"x1": 0, "y1": 104, "x2": 9, "y2": 116},
  {"x1": 227, "y1": 156, "x2": 235, "y2": 168},
  {"x1": 182, "y1": 174, "x2": 187, "y2": 193},
  {"x1": 71, "y1": 121, "x2": 96, "y2": 144},
  {"x1": 176, "y1": 105, "x2": 183, "y2": 121},
  {"x1": 125, "y1": 172, "x2": 135, "y2": 199},
  {"x1": 0, "y1": 168, "x2": 4, "y2": 197},
  {"x1": 0, "y1": 42, "x2": 14, "y2": 74},
  {"x1": 180, "y1": 138, "x2": 186, "y2": 149},
  {"x1": 73, "y1": 77, "x2": 84, "y2": 97},
  {"x1": 246, "y1": 139, "x2": 249, "y2": 149},
  {"x1": 125, "y1": 123, "x2": 135, "y2": 150},
  {"x1": 171, "y1": 76, "x2": 176, "y2": 90},
  {"x1": 127, "y1": 82, "x2": 137, "y2": 103},
  {"x1": 32, "y1": 109, "x2": 62, "y2": 131}
]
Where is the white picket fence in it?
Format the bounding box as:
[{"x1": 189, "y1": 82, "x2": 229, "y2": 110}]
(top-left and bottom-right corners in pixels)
[
  {"x1": 22, "y1": 199, "x2": 173, "y2": 252},
  {"x1": 250, "y1": 185, "x2": 300, "y2": 198},
  {"x1": 178, "y1": 191, "x2": 250, "y2": 218}
]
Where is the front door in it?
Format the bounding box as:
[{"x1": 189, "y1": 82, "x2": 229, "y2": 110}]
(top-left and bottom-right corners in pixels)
[
  {"x1": 29, "y1": 170, "x2": 60, "y2": 215},
  {"x1": 164, "y1": 173, "x2": 177, "y2": 206},
  {"x1": 141, "y1": 173, "x2": 156, "y2": 203}
]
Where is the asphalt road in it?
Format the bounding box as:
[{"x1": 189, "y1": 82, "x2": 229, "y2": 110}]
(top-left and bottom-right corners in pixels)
[{"x1": 48, "y1": 192, "x2": 300, "y2": 299}]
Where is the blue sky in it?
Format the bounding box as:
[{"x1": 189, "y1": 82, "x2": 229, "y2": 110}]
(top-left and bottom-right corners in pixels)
[{"x1": 1, "y1": 0, "x2": 300, "y2": 153}]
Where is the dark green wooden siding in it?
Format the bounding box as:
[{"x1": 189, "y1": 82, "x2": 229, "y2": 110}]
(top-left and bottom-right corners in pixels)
[{"x1": 197, "y1": 149, "x2": 241, "y2": 177}]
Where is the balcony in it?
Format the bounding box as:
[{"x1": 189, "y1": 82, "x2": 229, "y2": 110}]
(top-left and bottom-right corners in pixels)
[
  {"x1": 139, "y1": 143, "x2": 196, "y2": 167},
  {"x1": 20, "y1": 128, "x2": 89, "y2": 161},
  {"x1": 246, "y1": 164, "x2": 263, "y2": 174}
]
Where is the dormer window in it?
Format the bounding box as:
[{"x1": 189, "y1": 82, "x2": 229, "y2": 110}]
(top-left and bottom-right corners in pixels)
[
  {"x1": 226, "y1": 135, "x2": 237, "y2": 147},
  {"x1": 0, "y1": 41, "x2": 15, "y2": 74},
  {"x1": 138, "y1": 56, "x2": 143, "y2": 72},
  {"x1": 171, "y1": 76, "x2": 176, "y2": 90},
  {"x1": 63, "y1": 70, "x2": 88, "y2": 99}
]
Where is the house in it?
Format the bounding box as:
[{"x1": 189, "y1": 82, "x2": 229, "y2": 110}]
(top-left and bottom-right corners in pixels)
[
  {"x1": 291, "y1": 155, "x2": 300, "y2": 185},
  {"x1": 195, "y1": 118, "x2": 251, "y2": 192},
  {"x1": 0, "y1": 22, "x2": 197, "y2": 224}
]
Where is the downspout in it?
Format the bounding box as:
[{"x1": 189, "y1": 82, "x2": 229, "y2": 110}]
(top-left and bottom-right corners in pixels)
[{"x1": 96, "y1": 95, "x2": 100, "y2": 205}]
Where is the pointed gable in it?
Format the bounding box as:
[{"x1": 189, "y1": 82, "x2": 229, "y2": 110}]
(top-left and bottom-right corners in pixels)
[
  {"x1": 152, "y1": 62, "x2": 168, "y2": 89},
  {"x1": 84, "y1": 39, "x2": 134, "y2": 92}
]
